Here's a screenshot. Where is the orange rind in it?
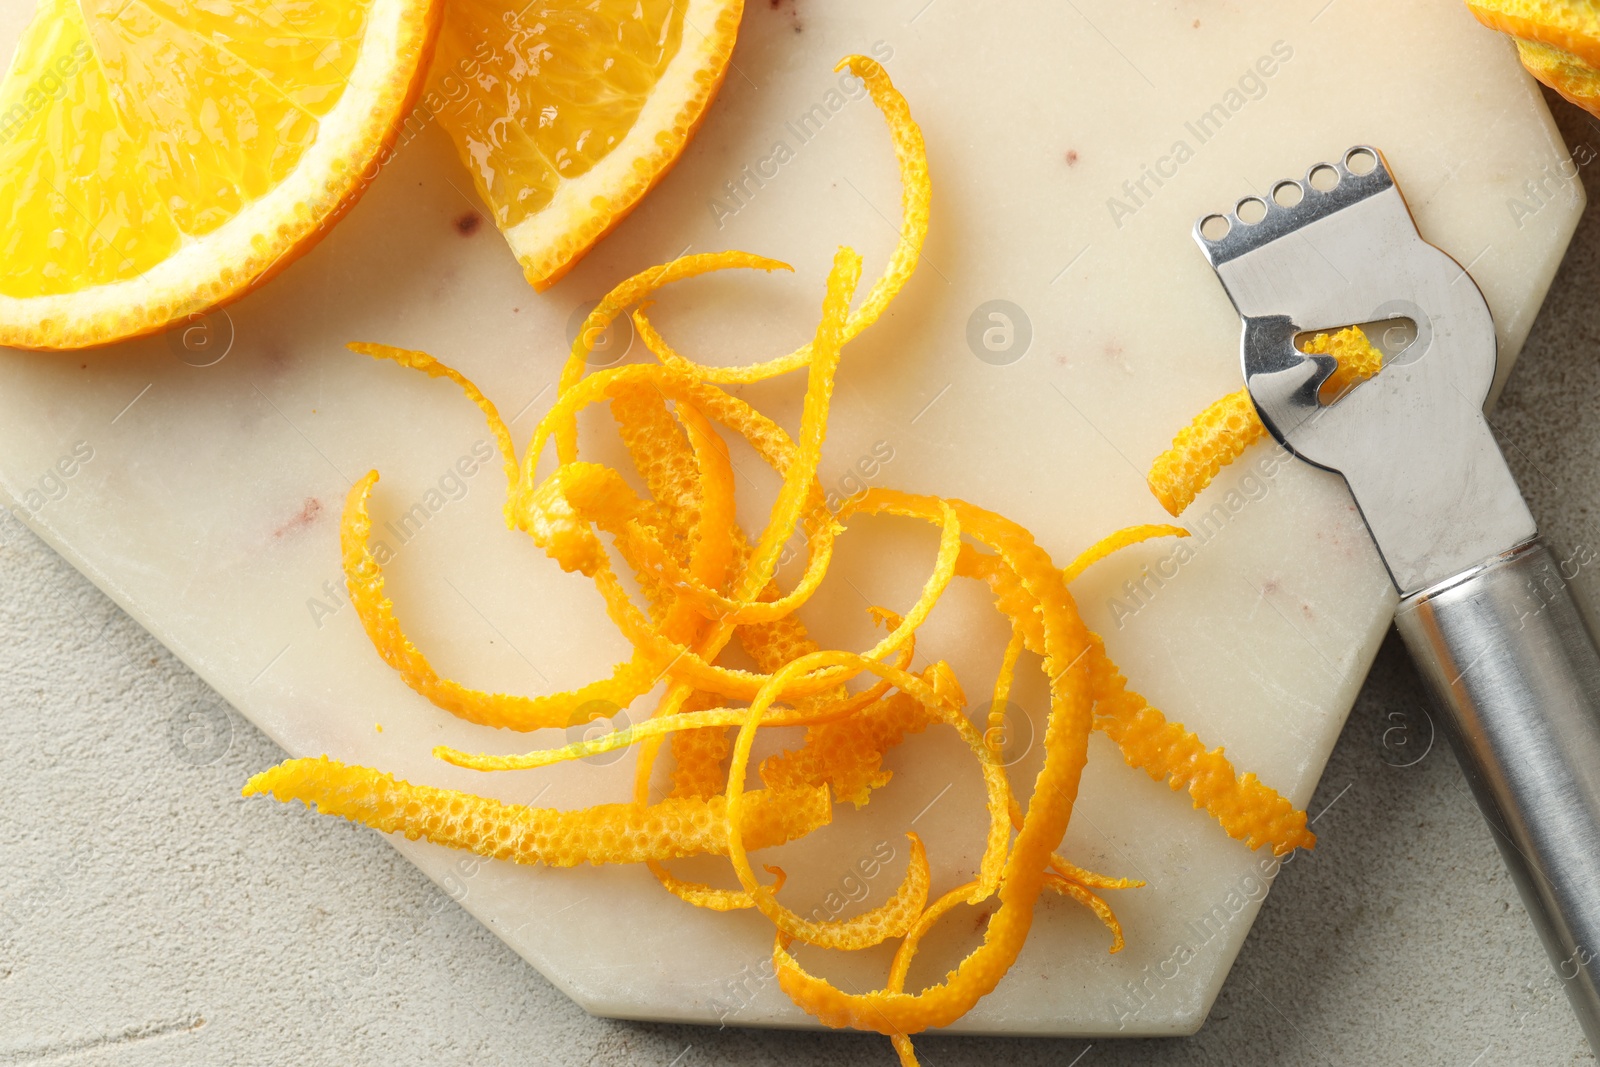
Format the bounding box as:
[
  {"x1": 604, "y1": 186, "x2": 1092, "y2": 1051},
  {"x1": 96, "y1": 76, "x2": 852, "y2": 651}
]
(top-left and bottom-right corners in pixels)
[
  {"x1": 1468, "y1": 0, "x2": 1600, "y2": 68},
  {"x1": 1148, "y1": 326, "x2": 1382, "y2": 517},
  {"x1": 0, "y1": 0, "x2": 442, "y2": 348}
]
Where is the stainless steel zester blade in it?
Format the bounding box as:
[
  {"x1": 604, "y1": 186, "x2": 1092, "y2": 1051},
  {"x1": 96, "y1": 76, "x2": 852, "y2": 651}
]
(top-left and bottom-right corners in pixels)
[{"x1": 1195, "y1": 146, "x2": 1600, "y2": 1056}]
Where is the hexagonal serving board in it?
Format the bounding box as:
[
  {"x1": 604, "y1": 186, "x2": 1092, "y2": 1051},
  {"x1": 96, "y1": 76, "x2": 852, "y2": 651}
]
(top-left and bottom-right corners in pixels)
[{"x1": 0, "y1": 0, "x2": 1581, "y2": 1037}]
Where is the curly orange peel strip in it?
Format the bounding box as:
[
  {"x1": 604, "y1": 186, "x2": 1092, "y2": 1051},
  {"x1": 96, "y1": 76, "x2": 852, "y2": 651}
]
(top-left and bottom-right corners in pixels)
[
  {"x1": 634, "y1": 55, "x2": 929, "y2": 386},
  {"x1": 1086, "y1": 636, "x2": 1315, "y2": 855},
  {"x1": 956, "y1": 526, "x2": 1312, "y2": 857},
  {"x1": 244, "y1": 756, "x2": 830, "y2": 867},
  {"x1": 340, "y1": 470, "x2": 659, "y2": 731},
  {"x1": 1064, "y1": 523, "x2": 1190, "y2": 583},
  {"x1": 552, "y1": 251, "x2": 791, "y2": 462},
  {"x1": 1147, "y1": 326, "x2": 1382, "y2": 517},
  {"x1": 347, "y1": 342, "x2": 521, "y2": 505}
]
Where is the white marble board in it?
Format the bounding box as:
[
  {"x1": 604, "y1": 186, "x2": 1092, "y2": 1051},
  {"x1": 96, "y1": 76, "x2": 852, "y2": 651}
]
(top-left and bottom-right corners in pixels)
[{"x1": 0, "y1": 0, "x2": 1584, "y2": 1038}]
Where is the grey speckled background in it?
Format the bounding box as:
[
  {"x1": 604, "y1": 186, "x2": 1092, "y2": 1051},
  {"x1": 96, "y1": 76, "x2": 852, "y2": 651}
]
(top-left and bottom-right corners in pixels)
[{"x1": 5, "y1": 91, "x2": 1600, "y2": 1067}]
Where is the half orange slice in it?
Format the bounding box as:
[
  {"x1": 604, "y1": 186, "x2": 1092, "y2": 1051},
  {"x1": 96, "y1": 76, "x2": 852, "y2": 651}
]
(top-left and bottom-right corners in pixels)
[{"x1": 0, "y1": 0, "x2": 441, "y2": 349}]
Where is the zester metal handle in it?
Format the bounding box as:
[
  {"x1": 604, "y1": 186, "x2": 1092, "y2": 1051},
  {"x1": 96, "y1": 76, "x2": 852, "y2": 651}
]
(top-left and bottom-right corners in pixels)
[{"x1": 1396, "y1": 538, "x2": 1600, "y2": 1053}]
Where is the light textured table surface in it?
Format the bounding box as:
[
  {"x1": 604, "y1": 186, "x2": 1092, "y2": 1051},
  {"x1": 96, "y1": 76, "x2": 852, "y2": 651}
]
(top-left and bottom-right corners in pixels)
[{"x1": 4, "y1": 91, "x2": 1600, "y2": 1067}]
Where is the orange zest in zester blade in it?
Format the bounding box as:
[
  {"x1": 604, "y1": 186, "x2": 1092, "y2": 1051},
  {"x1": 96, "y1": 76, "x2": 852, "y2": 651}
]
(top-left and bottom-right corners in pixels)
[{"x1": 1146, "y1": 325, "x2": 1383, "y2": 516}]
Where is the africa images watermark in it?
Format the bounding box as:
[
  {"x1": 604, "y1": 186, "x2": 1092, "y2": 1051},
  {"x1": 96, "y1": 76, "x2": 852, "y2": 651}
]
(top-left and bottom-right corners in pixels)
[
  {"x1": 777, "y1": 439, "x2": 896, "y2": 570},
  {"x1": 0, "y1": 38, "x2": 90, "y2": 146},
  {"x1": 1108, "y1": 844, "x2": 1303, "y2": 1029},
  {"x1": 1507, "y1": 140, "x2": 1595, "y2": 230},
  {"x1": 709, "y1": 838, "x2": 899, "y2": 1024},
  {"x1": 706, "y1": 39, "x2": 895, "y2": 229},
  {"x1": 1105, "y1": 40, "x2": 1296, "y2": 230},
  {"x1": 1103, "y1": 442, "x2": 1292, "y2": 629},
  {"x1": 1514, "y1": 538, "x2": 1600, "y2": 632},
  {"x1": 303, "y1": 438, "x2": 500, "y2": 630},
  {"x1": 9, "y1": 440, "x2": 94, "y2": 519}
]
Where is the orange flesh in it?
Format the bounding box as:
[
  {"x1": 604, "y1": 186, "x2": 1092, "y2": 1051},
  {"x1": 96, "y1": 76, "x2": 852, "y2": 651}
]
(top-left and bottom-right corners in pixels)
[{"x1": 431, "y1": 0, "x2": 686, "y2": 230}]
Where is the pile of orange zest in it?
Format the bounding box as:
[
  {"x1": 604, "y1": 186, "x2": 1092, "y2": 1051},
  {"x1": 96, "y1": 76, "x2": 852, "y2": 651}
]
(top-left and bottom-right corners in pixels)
[
  {"x1": 762, "y1": 490, "x2": 1100, "y2": 1041},
  {"x1": 1146, "y1": 325, "x2": 1383, "y2": 517},
  {"x1": 760, "y1": 685, "x2": 933, "y2": 809},
  {"x1": 1467, "y1": 0, "x2": 1600, "y2": 116},
  {"x1": 243, "y1": 56, "x2": 1314, "y2": 1066}
]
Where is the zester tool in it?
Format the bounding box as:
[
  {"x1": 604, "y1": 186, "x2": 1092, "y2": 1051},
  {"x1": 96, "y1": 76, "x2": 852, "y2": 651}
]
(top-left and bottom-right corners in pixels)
[{"x1": 1194, "y1": 145, "x2": 1600, "y2": 1053}]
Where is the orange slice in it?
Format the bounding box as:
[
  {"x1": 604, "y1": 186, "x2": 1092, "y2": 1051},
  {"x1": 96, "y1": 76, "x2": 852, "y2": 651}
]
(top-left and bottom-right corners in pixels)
[
  {"x1": 1467, "y1": 0, "x2": 1600, "y2": 68},
  {"x1": 1465, "y1": 0, "x2": 1600, "y2": 116},
  {"x1": 1514, "y1": 37, "x2": 1600, "y2": 115},
  {"x1": 0, "y1": 0, "x2": 442, "y2": 349},
  {"x1": 430, "y1": 0, "x2": 744, "y2": 290}
]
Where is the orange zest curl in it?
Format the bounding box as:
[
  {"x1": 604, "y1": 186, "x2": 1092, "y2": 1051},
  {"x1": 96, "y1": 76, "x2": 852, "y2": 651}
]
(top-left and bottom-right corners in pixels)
[
  {"x1": 243, "y1": 56, "x2": 1313, "y2": 1066},
  {"x1": 1146, "y1": 389, "x2": 1265, "y2": 517},
  {"x1": 243, "y1": 756, "x2": 830, "y2": 866},
  {"x1": 1146, "y1": 325, "x2": 1382, "y2": 517}
]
